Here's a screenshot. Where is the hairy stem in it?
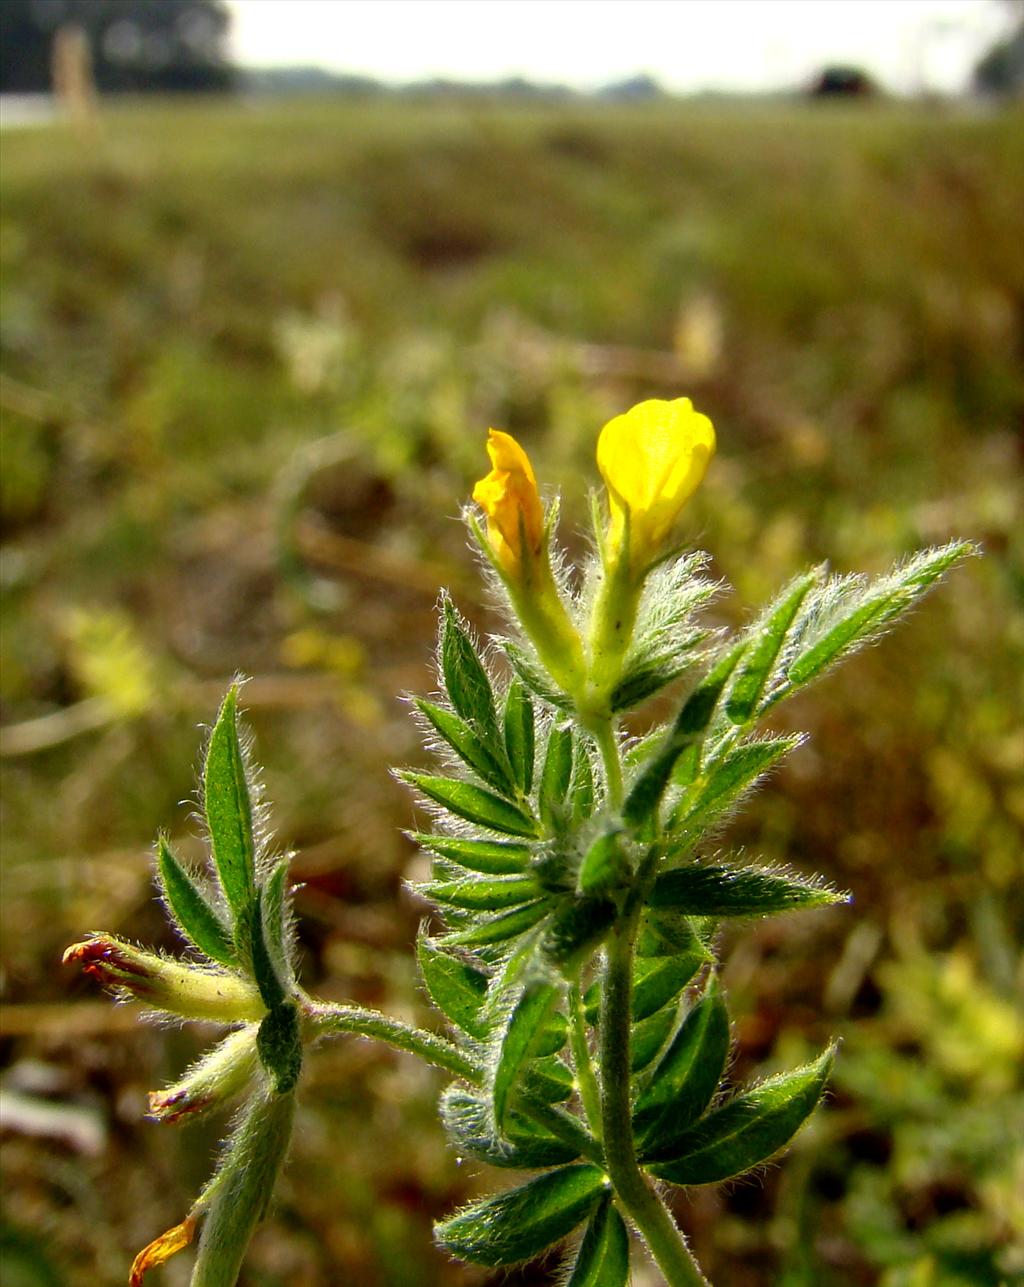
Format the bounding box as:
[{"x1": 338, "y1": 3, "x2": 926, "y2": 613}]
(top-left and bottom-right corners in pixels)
[
  {"x1": 597, "y1": 828, "x2": 709, "y2": 1285},
  {"x1": 569, "y1": 982, "x2": 604, "y2": 1143}
]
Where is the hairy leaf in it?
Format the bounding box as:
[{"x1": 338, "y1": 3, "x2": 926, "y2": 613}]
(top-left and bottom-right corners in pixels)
[
  {"x1": 539, "y1": 723, "x2": 575, "y2": 830},
  {"x1": 444, "y1": 898, "x2": 554, "y2": 947},
  {"x1": 416, "y1": 874, "x2": 541, "y2": 911},
  {"x1": 440, "y1": 595, "x2": 499, "y2": 736},
  {"x1": 441, "y1": 1088, "x2": 579, "y2": 1170},
  {"x1": 503, "y1": 680, "x2": 536, "y2": 794},
  {"x1": 634, "y1": 977, "x2": 729, "y2": 1149},
  {"x1": 417, "y1": 937, "x2": 489, "y2": 1039},
  {"x1": 492, "y1": 984, "x2": 560, "y2": 1130},
  {"x1": 632, "y1": 955, "x2": 704, "y2": 1022},
  {"x1": 402, "y1": 772, "x2": 538, "y2": 837},
  {"x1": 415, "y1": 699, "x2": 515, "y2": 795},
  {"x1": 671, "y1": 735, "x2": 801, "y2": 831},
  {"x1": 434, "y1": 1164, "x2": 606, "y2": 1267},
  {"x1": 542, "y1": 897, "x2": 617, "y2": 973},
  {"x1": 203, "y1": 685, "x2": 257, "y2": 921},
  {"x1": 649, "y1": 863, "x2": 848, "y2": 918},
  {"x1": 410, "y1": 833, "x2": 530, "y2": 874},
  {"x1": 725, "y1": 570, "x2": 819, "y2": 723},
  {"x1": 566, "y1": 1195, "x2": 630, "y2": 1287},
  {"x1": 645, "y1": 1045, "x2": 835, "y2": 1181},
  {"x1": 156, "y1": 836, "x2": 235, "y2": 967}
]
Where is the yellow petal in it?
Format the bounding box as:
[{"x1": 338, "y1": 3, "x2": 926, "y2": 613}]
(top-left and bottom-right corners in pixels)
[
  {"x1": 129, "y1": 1214, "x2": 196, "y2": 1286},
  {"x1": 597, "y1": 398, "x2": 715, "y2": 569},
  {"x1": 472, "y1": 429, "x2": 544, "y2": 575}
]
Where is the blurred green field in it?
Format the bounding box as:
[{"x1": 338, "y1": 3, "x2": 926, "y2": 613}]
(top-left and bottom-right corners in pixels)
[{"x1": 1, "y1": 95, "x2": 1022, "y2": 1287}]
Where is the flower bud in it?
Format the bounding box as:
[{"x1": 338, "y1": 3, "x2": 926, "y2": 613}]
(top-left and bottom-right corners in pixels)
[
  {"x1": 597, "y1": 398, "x2": 715, "y2": 575},
  {"x1": 63, "y1": 935, "x2": 265, "y2": 1024},
  {"x1": 472, "y1": 429, "x2": 545, "y2": 575},
  {"x1": 148, "y1": 1025, "x2": 261, "y2": 1124}
]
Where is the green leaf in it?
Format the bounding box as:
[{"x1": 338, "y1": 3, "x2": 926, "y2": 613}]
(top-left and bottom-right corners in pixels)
[
  {"x1": 646, "y1": 1045, "x2": 836, "y2": 1182},
  {"x1": 566, "y1": 1195, "x2": 630, "y2": 1287},
  {"x1": 649, "y1": 863, "x2": 848, "y2": 917},
  {"x1": 611, "y1": 656, "x2": 690, "y2": 713},
  {"x1": 416, "y1": 874, "x2": 541, "y2": 911},
  {"x1": 417, "y1": 937, "x2": 489, "y2": 1039},
  {"x1": 570, "y1": 732, "x2": 595, "y2": 823},
  {"x1": 444, "y1": 898, "x2": 554, "y2": 947},
  {"x1": 492, "y1": 983, "x2": 560, "y2": 1130},
  {"x1": 256, "y1": 1002, "x2": 302, "y2": 1094},
  {"x1": 636, "y1": 908, "x2": 715, "y2": 961},
  {"x1": 622, "y1": 642, "x2": 747, "y2": 828},
  {"x1": 542, "y1": 897, "x2": 617, "y2": 973},
  {"x1": 725, "y1": 570, "x2": 819, "y2": 724},
  {"x1": 632, "y1": 955, "x2": 703, "y2": 1022},
  {"x1": 435, "y1": 1164, "x2": 606, "y2": 1267},
  {"x1": 203, "y1": 685, "x2": 257, "y2": 921},
  {"x1": 786, "y1": 542, "x2": 974, "y2": 691},
  {"x1": 441, "y1": 1088, "x2": 579, "y2": 1170},
  {"x1": 503, "y1": 680, "x2": 536, "y2": 794},
  {"x1": 634, "y1": 977, "x2": 729, "y2": 1150},
  {"x1": 503, "y1": 641, "x2": 574, "y2": 712},
  {"x1": 524, "y1": 1055, "x2": 575, "y2": 1102},
  {"x1": 156, "y1": 836, "x2": 235, "y2": 967},
  {"x1": 440, "y1": 595, "x2": 499, "y2": 734},
  {"x1": 414, "y1": 699, "x2": 515, "y2": 795},
  {"x1": 539, "y1": 723, "x2": 575, "y2": 830},
  {"x1": 671, "y1": 735, "x2": 801, "y2": 830},
  {"x1": 402, "y1": 773, "x2": 538, "y2": 837},
  {"x1": 630, "y1": 1006, "x2": 676, "y2": 1072},
  {"x1": 410, "y1": 833, "x2": 530, "y2": 874},
  {"x1": 249, "y1": 861, "x2": 294, "y2": 1009},
  {"x1": 577, "y1": 832, "x2": 629, "y2": 896}
]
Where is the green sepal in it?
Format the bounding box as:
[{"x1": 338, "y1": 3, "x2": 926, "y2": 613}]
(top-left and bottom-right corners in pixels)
[
  {"x1": 670, "y1": 735, "x2": 802, "y2": 830},
  {"x1": 415, "y1": 874, "x2": 541, "y2": 911},
  {"x1": 566, "y1": 1194, "x2": 630, "y2": 1287},
  {"x1": 725, "y1": 570, "x2": 819, "y2": 724},
  {"x1": 542, "y1": 897, "x2": 617, "y2": 973},
  {"x1": 256, "y1": 1003, "x2": 302, "y2": 1095},
  {"x1": 439, "y1": 595, "x2": 500, "y2": 737},
  {"x1": 441, "y1": 1087, "x2": 580, "y2": 1170},
  {"x1": 191, "y1": 1086, "x2": 295, "y2": 1287},
  {"x1": 203, "y1": 684, "x2": 257, "y2": 923},
  {"x1": 410, "y1": 833, "x2": 530, "y2": 874},
  {"x1": 492, "y1": 983, "x2": 560, "y2": 1130},
  {"x1": 577, "y1": 831, "x2": 629, "y2": 896},
  {"x1": 156, "y1": 836, "x2": 235, "y2": 967},
  {"x1": 503, "y1": 679, "x2": 536, "y2": 794},
  {"x1": 434, "y1": 1164, "x2": 607, "y2": 1267},
  {"x1": 417, "y1": 937, "x2": 489, "y2": 1039},
  {"x1": 414, "y1": 699, "x2": 515, "y2": 795},
  {"x1": 649, "y1": 863, "x2": 848, "y2": 918},
  {"x1": 539, "y1": 723, "x2": 575, "y2": 830},
  {"x1": 645, "y1": 1044, "x2": 836, "y2": 1180},
  {"x1": 402, "y1": 772, "x2": 538, "y2": 837},
  {"x1": 786, "y1": 542, "x2": 974, "y2": 690},
  {"x1": 633, "y1": 977, "x2": 730, "y2": 1149},
  {"x1": 443, "y1": 898, "x2": 554, "y2": 947}
]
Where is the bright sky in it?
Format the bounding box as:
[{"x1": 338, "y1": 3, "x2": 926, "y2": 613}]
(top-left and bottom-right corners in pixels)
[{"x1": 227, "y1": 0, "x2": 1012, "y2": 95}]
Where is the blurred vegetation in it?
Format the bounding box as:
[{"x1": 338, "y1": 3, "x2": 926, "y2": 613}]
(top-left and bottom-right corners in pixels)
[{"x1": 1, "y1": 96, "x2": 1022, "y2": 1287}]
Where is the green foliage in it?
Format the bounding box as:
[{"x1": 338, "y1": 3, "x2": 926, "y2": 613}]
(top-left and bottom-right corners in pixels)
[{"x1": 566, "y1": 1195, "x2": 631, "y2": 1287}]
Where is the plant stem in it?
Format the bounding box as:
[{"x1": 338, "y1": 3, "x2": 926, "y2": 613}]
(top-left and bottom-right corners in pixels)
[
  {"x1": 307, "y1": 1003, "x2": 482, "y2": 1082},
  {"x1": 593, "y1": 718, "x2": 624, "y2": 809},
  {"x1": 598, "y1": 886, "x2": 709, "y2": 1286}
]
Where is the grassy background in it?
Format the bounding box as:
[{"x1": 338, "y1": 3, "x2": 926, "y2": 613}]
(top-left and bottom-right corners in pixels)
[{"x1": 1, "y1": 95, "x2": 1022, "y2": 1287}]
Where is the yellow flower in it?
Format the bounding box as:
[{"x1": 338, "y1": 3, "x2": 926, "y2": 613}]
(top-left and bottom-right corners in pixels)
[
  {"x1": 597, "y1": 398, "x2": 715, "y2": 572},
  {"x1": 472, "y1": 429, "x2": 545, "y2": 575}
]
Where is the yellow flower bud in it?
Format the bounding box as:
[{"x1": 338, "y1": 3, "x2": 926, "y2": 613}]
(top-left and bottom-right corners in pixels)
[
  {"x1": 472, "y1": 429, "x2": 545, "y2": 576},
  {"x1": 597, "y1": 398, "x2": 715, "y2": 573}
]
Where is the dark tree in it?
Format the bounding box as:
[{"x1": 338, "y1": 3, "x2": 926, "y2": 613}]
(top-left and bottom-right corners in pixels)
[
  {"x1": 0, "y1": 0, "x2": 234, "y2": 94},
  {"x1": 809, "y1": 66, "x2": 877, "y2": 98}
]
